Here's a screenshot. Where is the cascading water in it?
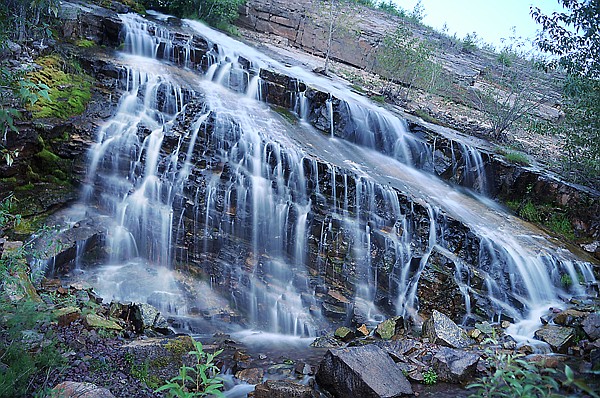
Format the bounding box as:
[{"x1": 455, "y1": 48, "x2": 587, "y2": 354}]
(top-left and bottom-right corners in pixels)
[{"x1": 64, "y1": 12, "x2": 595, "y2": 344}]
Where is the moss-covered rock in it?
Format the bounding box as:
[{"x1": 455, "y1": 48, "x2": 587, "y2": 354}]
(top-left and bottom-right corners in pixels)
[
  {"x1": 28, "y1": 55, "x2": 92, "y2": 119},
  {"x1": 84, "y1": 313, "x2": 123, "y2": 330}
]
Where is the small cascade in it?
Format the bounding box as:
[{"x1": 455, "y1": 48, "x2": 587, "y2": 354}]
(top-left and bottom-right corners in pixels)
[{"x1": 55, "y1": 11, "x2": 597, "y2": 345}]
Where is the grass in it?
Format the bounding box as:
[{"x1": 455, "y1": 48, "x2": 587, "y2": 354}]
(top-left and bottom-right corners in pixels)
[{"x1": 504, "y1": 151, "x2": 530, "y2": 165}]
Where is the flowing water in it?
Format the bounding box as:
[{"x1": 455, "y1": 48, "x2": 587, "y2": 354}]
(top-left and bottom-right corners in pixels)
[{"x1": 64, "y1": 12, "x2": 595, "y2": 351}]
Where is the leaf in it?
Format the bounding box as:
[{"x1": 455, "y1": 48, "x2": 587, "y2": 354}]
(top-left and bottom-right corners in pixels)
[{"x1": 564, "y1": 364, "x2": 575, "y2": 381}]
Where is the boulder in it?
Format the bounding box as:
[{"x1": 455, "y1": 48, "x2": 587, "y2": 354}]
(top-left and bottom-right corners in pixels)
[
  {"x1": 235, "y1": 367, "x2": 264, "y2": 384},
  {"x1": 316, "y1": 344, "x2": 413, "y2": 398},
  {"x1": 334, "y1": 326, "x2": 355, "y2": 342},
  {"x1": 553, "y1": 309, "x2": 588, "y2": 326},
  {"x1": 83, "y1": 314, "x2": 122, "y2": 331},
  {"x1": 311, "y1": 335, "x2": 344, "y2": 348},
  {"x1": 431, "y1": 347, "x2": 480, "y2": 383},
  {"x1": 422, "y1": 310, "x2": 473, "y2": 349},
  {"x1": 375, "y1": 316, "x2": 403, "y2": 340},
  {"x1": 51, "y1": 381, "x2": 115, "y2": 398},
  {"x1": 53, "y1": 306, "x2": 81, "y2": 327},
  {"x1": 583, "y1": 313, "x2": 600, "y2": 341},
  {"x1": 132, "y1": 302, "x2": 170, "y2": 334},
  {"x1": 534, "y1": 325, "x2": 575, "y2": 353},
  {"x1": 253, "y1": 380, "x2": 316, "y2": 398}
]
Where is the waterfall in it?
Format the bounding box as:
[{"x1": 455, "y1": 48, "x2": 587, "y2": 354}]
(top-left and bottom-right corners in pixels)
[{"x1": 65, "y1": 12, "x2": 596, "y2": 339}]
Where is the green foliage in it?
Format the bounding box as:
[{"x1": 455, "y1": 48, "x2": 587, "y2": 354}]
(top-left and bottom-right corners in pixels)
[
  {"x1": 461, "y1": 32, "x2": 479, "y2": 53},
  {"x1": 375, "y1": 24, "x2": 443, "y2": 100},
  {"x1": 467, "y1": 343, "x2": 559, "y2": 397},
  {"x1": 546, "y1": 213, "x2": 575, "y2": 240},
  {"x1": 504, "y1": 151, "x2": 529, "y2": 165},
  {"x1": 0, "y1": 0, "x2": 60, "y2": 43},
  {"x1": 142, "y1": 0, "x2": 245, "y2": 30},
  {"x1": 377, "y1": 1, "x2": 407, "y2": 18},
  {"x1": 0, "y1": 65, "x2": 51, "y2": 165},
  {"x1": 126, "y1": 353, "x2": 161, "y2": 390},
  {"x1": 0, "y1": 193, "x2": 21, "y2": 232},
  {"x1": 423, "y1": 368, "x2": 437, "y2": 385},
  {"x1": 518, "y1": 200, "x2": 541, "y2": 223},
  {"x1": 0, "y1": 248, "x2": 65, "y2": 397},
  {"x1": 562, "y1": 365, "x2": 600, "y2": 398},
  {"x1": 560, "y1": 273, "x2": 572, "y2": 287},
  {"x1": 155, "y1": 341, "x2": 224, "y2": 398},
  {"x1": 531, "y1": 1, "x2": 600, "y2": 79},
  {"x1": 76, "y1": 39, "x2": 96, "y2": 48},
  {"x1": 532, "y1": 1, "x2": 600, "y2": 187}
]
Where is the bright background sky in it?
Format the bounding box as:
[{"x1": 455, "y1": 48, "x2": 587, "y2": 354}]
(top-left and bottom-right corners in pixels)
[{"x1": 391, "y1": 0, "x2": 565, "y2": 50}]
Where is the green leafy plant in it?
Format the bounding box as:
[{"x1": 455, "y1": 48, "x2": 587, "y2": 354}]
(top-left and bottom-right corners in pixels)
[
  {"x1": 155, "y1": 341, "x2": 224, "y2": 397},
  {"x1": 560, "y1": 273, "x2": 572, "y2": 288},
  {"x1": 467, "y1": 342, "x2": 559, "y2": 397},
  {"x1": 423, "y1": 368, "x2": 437, "y2": 385},
  {"x1": 562, "y1": 365, "x2": 600, "y2": 398}
]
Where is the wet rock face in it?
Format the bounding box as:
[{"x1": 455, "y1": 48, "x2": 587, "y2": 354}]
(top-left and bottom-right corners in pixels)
[{"x1": 316, "y1": 345, "x2": 413, "y2": 398}]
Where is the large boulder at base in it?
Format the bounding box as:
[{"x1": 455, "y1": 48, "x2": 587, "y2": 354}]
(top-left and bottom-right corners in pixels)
[
  {"x1": 422, "y1": 310, "x2": 473, "y2": 349},
  {"x1": 52, "y1": 381, "x2": 115, "y2": 398},
  {"x1": 553, "y1": 309, "x2": 588, "y2": 326},
  {"x1": 534, "y1": 325, "x2": 575, "y2": 353},
  {"x1": 83, "y1": 313, "x2": 122, "y2": 331},
  {"x1": 431, "y1": 347, "x2": 480, "y2": 383},
  {"x1": 316, "y1": 344, "x2": 413, "y2": 398},
  {"x1": 253, "y1": 380, "x2": 316, "y2": 398},
  {"x1": 133, "y1": 302, "x2": 170, "y2": 334},
  {"x1": 583, "y1": 313, "x2": 600, "y2": 341}
]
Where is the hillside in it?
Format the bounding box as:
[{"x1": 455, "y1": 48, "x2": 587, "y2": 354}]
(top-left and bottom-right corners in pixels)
[{"x1": 235, "y1": 0, "x2": 590, "y2": 188}]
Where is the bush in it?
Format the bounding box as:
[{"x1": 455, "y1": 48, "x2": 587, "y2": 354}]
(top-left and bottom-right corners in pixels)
[
  {"x1": 155, "y1": 340, "x2": 224, "y2": 397},
  {"x1": 467, "y1": 343, "x2": 559, "y2": 397}
]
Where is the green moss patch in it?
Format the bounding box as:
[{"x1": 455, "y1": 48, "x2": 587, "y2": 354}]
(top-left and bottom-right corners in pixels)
[{"x1": 28, "y1": 55, "x2": 92, "y2": 119}]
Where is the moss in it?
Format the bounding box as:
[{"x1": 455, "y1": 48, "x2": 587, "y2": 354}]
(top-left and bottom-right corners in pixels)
[
  {"x1": 165, "y1": 335, "x2": 194, "y2": 360},
  {"x1": 28, "y1": 55, "x2": 93, "y2": 119},
  {"x1": 76, "y1": 39, "x2": 96, "y2": 48},
  {"x1": 504, "y1": 151, "x2": 530, "y2": 165},
  {"x1": 14, "y1": 183, "x2": 34, "y2": 191},
  {"x1": 273, "y1": 106, "x2": 298, "y2": 125},
  {"x1": 370, "y1": 95, "x2": 386, "y2": 103}
]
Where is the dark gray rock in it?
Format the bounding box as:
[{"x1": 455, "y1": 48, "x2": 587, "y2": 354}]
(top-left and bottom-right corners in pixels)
[
  {"x1": 422, "y1": 310, "x2": 473, "y2": 349},
  {"x1": 534, "y1": 325, "x2": 575, "y2": 353},
  {"x1": 431, "y1": 347, "x2": 480, "y2": 383},
  {"x1": 311, "y1": 335, "x2": 344, "y2": 348},
  {"x1": 253, "y1": 380, "x2": 316, "y2": 398},
  {"x1": 316, "y1": 344, "x2": 413, "y2": 398},
  {"x1": 583, "y1": 313, "x2": 600, "y2": 341}
]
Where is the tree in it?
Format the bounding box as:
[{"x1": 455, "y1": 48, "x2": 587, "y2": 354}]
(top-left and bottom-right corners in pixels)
[
  {"x1": 468, "y1": 32, "x2": 550, "y2": 141},
  {"x1": 142, "y1": 0, "x2": 245, "y2": 30},
  {"x1": 374, "y1": 24, "x2": 441, "y2": 101},
  {"x1": 531, "y1": 0, "x2": 600, "y2": 78},
  {"x1": 313, "y1": 0, "x2": 363, "y2": 74},
  {"x1": 531, "y1": 1, "x2": 600, "y2": 182}
]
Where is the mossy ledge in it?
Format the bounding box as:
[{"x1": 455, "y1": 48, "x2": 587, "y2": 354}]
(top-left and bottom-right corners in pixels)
[{"x1": 27, "y1": 55, "x2": 92, "y2": 119}]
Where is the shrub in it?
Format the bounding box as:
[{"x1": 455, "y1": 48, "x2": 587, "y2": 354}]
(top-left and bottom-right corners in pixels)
[
  {"x1": 467, "y1": 343, "x2": 559, "y2": 397},
  {"x1": 155, "y1": 340, "x2": 224, "y2": 397}
]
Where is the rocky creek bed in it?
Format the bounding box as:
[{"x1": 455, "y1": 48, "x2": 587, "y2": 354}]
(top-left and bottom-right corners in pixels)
[{"x1": 1, "y1": 258, "x2": 598, "y2": 397}]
